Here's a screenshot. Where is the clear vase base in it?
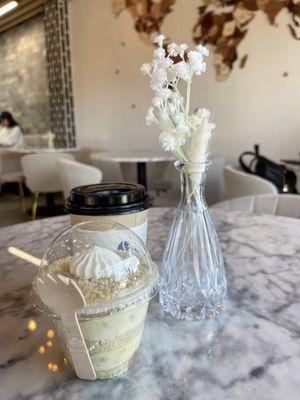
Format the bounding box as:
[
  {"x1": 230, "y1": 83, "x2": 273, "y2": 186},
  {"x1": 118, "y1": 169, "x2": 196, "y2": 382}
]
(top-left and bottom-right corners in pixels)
[{"x1": 160, "y1": 290, "x2": 225, "y2": 320}]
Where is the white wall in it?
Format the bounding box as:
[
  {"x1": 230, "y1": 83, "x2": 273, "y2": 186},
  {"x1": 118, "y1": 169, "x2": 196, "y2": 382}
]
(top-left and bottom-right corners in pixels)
[{"x1": 69, "y1": 0, "x2": 300, "y2": 165}]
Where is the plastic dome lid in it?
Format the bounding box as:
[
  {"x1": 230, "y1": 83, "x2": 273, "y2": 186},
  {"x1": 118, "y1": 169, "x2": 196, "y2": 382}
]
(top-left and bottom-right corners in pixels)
[{"x1": 32, "y1": 220, "x2": 159, "y2": 316}]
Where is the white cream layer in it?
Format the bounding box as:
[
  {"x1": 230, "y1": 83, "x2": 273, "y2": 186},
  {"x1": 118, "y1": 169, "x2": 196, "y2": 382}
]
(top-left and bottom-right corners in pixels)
[{"x1": 70, "y1": 245, "x2": 139, "y2": 280}]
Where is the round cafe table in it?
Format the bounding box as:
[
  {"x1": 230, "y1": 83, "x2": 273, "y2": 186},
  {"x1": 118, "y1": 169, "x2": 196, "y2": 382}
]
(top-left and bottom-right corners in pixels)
[
  {"x1": 9, "y1": 147, "x2": 82, "y2": 154},
  {"x1": 91, "y1": 150, "x2": 174, "y2": 190},
  {"x1": 0, "y1": 208, "x2": 300, "y2": 399}
]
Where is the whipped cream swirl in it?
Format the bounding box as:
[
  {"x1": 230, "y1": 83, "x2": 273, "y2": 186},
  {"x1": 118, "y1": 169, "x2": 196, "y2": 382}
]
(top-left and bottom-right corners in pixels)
[{"x1": 70, "y1": 245, "x2": 139, "y2": 280}]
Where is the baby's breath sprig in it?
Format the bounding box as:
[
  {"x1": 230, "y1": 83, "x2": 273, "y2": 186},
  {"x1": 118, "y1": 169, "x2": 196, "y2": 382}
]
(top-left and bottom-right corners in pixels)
[{"x1": 141, "y1": 35, "x2": 215, "y2": 164}]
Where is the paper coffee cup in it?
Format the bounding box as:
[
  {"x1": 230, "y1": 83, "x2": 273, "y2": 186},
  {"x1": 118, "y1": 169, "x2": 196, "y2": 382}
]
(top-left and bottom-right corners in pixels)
[{"x1": 64, "y1": 183, "x2": 151, "y2": 243}]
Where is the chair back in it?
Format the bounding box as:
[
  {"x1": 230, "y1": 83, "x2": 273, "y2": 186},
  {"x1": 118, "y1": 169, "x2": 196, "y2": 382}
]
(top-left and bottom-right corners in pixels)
[
  {"x1": 224, "y1": 165, "x2": 277, "y2": 200},
  {"x1": 212, "y1": 194, "x2": 300, "y2": 219},
  {"x1": 57, "y1": 158, "x2": 103, "y2": 199},
  {"x1": 21, "y1": 153, "x2": 74, "y2": 193},
  {"x1": 205, "y1": 157, "x2": 225, "y2": 205},
  {"x1": 0, "y1": 150, "x2": 23, "y2": 175}
]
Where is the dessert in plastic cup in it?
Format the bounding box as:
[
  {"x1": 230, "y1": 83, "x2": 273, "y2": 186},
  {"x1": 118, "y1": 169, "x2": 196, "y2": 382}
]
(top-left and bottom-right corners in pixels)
[
  {"x1": 32, "y1": 220, "x2": 159, "y2": 380},
  {"x1": 64, "y1": 183, "x2": 151, "y2": 243}
]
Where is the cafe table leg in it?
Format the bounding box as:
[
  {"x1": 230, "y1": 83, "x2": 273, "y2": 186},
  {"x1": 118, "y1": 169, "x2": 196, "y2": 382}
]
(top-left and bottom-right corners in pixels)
[
  {"x1": 46, "y1": 193, "x2": 56, "y2": 211},
  {"x1": 137, "y1": 162, "x2": 147, "y2": 190},
  {"x1": 18, "y1": 181, "x2": 26, "y2": 213},
  {"x1": 31, "y1": 192, "x2": 39, "y2": 220}
]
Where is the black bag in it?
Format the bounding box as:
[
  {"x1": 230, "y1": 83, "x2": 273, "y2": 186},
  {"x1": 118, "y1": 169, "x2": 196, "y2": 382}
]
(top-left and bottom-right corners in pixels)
[{"x1": 239, "y1": 145, "x2": 298, "y2": 194}]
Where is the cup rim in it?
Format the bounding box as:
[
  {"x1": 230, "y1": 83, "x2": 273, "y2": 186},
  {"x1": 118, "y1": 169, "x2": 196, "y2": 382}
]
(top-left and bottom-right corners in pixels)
[{"x1": 32, "y1": 262, "x2": 159, "y2": 319}]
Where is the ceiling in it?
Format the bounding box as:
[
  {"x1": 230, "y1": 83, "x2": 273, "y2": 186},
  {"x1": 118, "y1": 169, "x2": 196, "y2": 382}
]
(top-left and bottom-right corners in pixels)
[{"x1": 0, "y1": 0, "x2": 46, "y2": 34}]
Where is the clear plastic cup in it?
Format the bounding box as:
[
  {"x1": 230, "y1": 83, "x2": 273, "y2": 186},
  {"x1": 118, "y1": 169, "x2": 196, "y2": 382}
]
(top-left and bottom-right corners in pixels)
[{"x1": 32, "y1": 220, "x2": 159, "y2": 379}]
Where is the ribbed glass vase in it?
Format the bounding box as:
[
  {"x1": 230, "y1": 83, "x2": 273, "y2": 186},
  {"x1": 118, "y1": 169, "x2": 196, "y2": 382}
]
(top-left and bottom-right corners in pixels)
[{"x1": 160, "y1": 161, "x2": 227, "y2": 320}]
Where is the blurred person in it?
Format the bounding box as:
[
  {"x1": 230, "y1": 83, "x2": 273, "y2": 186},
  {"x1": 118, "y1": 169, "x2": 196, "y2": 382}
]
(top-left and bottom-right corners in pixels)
[{"x1": 0, "y1": 111, "x2": 24, "y2": 148}]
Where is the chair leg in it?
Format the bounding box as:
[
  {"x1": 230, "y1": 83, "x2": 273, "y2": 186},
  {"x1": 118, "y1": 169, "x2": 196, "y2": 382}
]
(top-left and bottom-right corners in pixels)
[
  {"x1": 31, "y1": 192, "x2": 39, "y2": 220},
  {"x1": 18, "y1": 181, "x2": 26, "y2": 213}
]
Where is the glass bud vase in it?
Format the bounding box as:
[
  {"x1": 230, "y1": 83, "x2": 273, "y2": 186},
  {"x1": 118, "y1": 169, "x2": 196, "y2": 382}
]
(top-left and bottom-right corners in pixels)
[{"x1": 160, "y1": 161, "x2": 227, "y2": 320}]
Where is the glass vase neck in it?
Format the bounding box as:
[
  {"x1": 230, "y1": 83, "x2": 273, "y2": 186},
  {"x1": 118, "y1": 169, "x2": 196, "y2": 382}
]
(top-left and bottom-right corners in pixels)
[
  {"x1": 174, "y1": 161, "x2": 211, "y2": 174},
  {"x1": 175, "y1": 161, "x2": 211, "y2": 210}
]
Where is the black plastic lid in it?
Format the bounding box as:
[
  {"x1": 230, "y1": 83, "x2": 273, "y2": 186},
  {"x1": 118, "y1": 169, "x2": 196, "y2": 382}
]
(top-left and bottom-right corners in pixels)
[{"x1": 64, "y1": 183, "x2": 151, "y2": 216}]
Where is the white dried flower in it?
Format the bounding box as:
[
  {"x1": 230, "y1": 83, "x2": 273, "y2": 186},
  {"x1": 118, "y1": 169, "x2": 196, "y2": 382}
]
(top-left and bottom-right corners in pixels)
[
  {"x1": 172, "y1": 61, "x2": 191, "y2": 81},
  {"x1": 152, "y1": 96, "x2": 163, "y2": 107},
  {"x1": 150, "y1": 68, "x2": 167, "y2": 90},
  {"x1": 171, "y1": 91, "x2": 183, "y2": 105},
  {"x1": 167, "y1": 43, "x2": 179, "y2": 56},
  {"x1": 188, "y1": 51, "x2": 206, "y2": 75},
  {"x1": 153, "y1": 47, "x2": 166, "y2": 60},
  {"x1": 195, "y1": 44, "x2": 209, "y2": 57},
  {"x1": 145, "y1": 107, "x2": 158, "y2": 126},
  {"x1": 167, "y1": 66, "x2": 178, "y2": 83},
  {"x1": 159, "y1": 128, "x2": 188, "y2": 153},
  {"x1": 189, "y1": 114, "x2": 201, "y2": 128},
  {"x1": 153, "y1": 34, "x2": 166, "y2": 47},
  {"x1": 175, "y1": 130, "x2": 188, "y2": 146},
  {"x1": 159, "y1": 88, "x2": 172, "y2": 99},
  {"x1": 178, "y1": 44, "x2": 188, "y2": 58},
  {"x1": 196, "y1": 108, "x2": 211, "y2": 119},
  {"x1": 159, "y1": 57, "x2": 174, "y2": 69},
  {"x1": 159, "y1": 131, "x2": 178, "y2": 152},
  {"x1": 140, "y1": 63, "x2": 152, "y2": 76},
  {"x1": 141, "y1": 37, "x2": 214, "y2": 163},
  {"x1": 177, "y1": 123, "x2": 190, "y2": 134},
  {"x1": 173, "y1": 112, "x2": 185, "y2": 124},
  {"x1": 151, "y1": 58, "x2": 160, "y2": 69},
  {"x1": 159, "y1": 112, "x2": 173, "y2": 131}
]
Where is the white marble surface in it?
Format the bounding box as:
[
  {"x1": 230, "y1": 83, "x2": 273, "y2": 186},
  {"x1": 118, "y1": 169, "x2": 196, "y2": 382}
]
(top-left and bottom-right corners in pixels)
[
  {"x1": 0, "y1": 208, "x2": 300, "y2": 399},
  {"x1": 91, "y1": 149, "x2": 175, "y2": 163}
]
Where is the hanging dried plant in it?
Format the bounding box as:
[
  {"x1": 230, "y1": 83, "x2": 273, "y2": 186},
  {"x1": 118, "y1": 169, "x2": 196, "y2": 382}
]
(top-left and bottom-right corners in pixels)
[
  {"x1": 193, "y1": 0, "x2": 300, "y2": 80},
  {"x1": 112, "y1": 0, "x2": 176, "y2": 43},
  {"x1": 113, "y1": 0, "x2": 300, "y2": 80}
]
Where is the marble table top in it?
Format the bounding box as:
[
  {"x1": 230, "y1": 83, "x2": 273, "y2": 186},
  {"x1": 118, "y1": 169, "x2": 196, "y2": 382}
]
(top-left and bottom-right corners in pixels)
[
  {"x1": 0, "y1": 208, "x2": 300, "y2": 400},
  {"x1": 91, "y1": 149, "x2": 175, "y2": 163},
  {"x1": 9, "y1": 147, "x2": 82, "y2": 154}
]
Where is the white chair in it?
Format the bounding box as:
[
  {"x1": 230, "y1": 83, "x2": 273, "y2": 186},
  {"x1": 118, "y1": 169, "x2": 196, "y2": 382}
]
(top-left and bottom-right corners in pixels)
[
  {"x1": 224, "y1": 165, "x2": 277, "y2": 200},
  {"x1": 21, "y1": 153, "x2": 74, "y2": 219},
  {"x1": 57, "y1": 158, "x2": 103, "y2": 199},
  {"x1": 0, "y1": 150, "x2": 25, "y2": 211},
  {"x1": 205, "y1": 157, "x2": 225, "y2": 205},
  {"x1": 212, "y1": 194, "x2": 300, "y2": 219}
]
